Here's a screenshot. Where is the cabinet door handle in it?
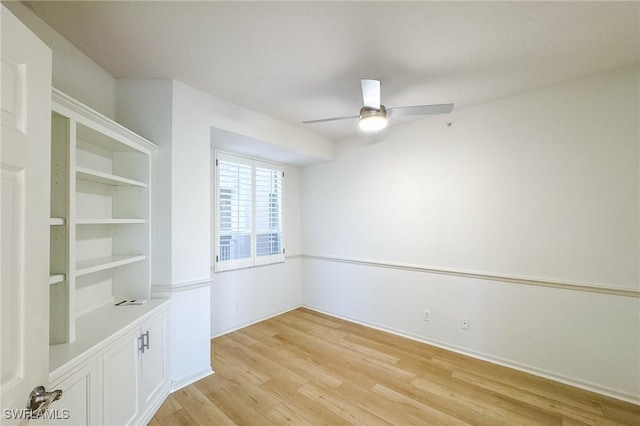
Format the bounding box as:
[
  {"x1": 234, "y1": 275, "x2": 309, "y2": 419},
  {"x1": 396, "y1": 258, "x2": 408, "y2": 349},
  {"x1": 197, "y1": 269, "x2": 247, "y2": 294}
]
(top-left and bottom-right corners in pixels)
[
  {"x1": 143, "y1": 331, "x2": 150, "y2": 352},
  {"x1": 138, "y1": 335, "x2": 144, "y2": 354}
]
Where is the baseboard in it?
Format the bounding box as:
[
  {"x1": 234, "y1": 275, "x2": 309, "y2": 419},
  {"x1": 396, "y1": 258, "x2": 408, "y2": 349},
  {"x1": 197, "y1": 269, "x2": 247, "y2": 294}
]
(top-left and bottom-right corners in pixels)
[
  {"x1": 137, "y1": 381, "x2": 171, "y2": 425},
  {"x1": 303, "y1": 305, "x2": 640, "y2": 405},
  {"x1": 170, "y1": 367, "x2": 214, "y2": 393},
  {"x1": 210, "y1": 304, "x2": 302, "y2": 339}
]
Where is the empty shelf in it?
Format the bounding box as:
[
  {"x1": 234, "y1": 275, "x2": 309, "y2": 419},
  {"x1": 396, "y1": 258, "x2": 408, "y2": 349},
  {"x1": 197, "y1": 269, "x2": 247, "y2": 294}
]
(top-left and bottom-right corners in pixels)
[
  {"x1": 76, "y1": 167, "x2": 147, "y2": 188},
  {"x1": 76, "y1": 218, "x2": 146, "y2": 225},
  {"x1": 75, "y1": 254, "x2": 146, "y2": 277}
]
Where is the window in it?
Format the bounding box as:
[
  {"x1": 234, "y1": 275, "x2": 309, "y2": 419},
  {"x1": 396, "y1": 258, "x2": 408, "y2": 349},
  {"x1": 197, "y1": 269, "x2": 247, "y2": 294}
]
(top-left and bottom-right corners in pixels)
[{"x1": 214, "y1": 152, "x2": 284, "y2": 271}]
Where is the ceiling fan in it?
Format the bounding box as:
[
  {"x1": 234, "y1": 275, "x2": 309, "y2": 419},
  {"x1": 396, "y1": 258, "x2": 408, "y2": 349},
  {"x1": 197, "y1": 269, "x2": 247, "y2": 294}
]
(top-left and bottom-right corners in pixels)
[{"x1": 302, "y1": 79, "x2": 454, "y2": 132}]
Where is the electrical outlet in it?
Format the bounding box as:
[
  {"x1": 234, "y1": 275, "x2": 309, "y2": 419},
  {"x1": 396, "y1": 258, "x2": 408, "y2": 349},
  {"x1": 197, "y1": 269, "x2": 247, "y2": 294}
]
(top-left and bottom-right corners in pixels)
[
  {"x1": 423, "y1": 310, "x2": 431, "y2": 322},
  {"x1": 461, "y1": 318, "x2": 469, "y2": 330},
  {"x1": 235, "y1": 301, "x2": 239, "y2": 310}
]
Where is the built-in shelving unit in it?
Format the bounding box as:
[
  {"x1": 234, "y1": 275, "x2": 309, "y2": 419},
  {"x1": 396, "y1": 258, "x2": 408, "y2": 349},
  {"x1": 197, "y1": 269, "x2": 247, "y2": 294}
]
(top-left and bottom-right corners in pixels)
[{"x1": 49, "y1": 89, "x2": 158, "y2": 345}]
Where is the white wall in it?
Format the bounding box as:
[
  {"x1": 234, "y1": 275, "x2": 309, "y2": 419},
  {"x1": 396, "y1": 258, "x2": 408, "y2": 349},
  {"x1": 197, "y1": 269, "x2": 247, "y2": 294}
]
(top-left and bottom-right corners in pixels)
[
  {"x1": 4, "y1": 1, "x2": 116, "y2": 119},
  {"x1": 204, "y1": 95, "x2": 334, "y2": 165},
  {"x1": 171, "y1": 81, "x2": 212, "y2": 284},
  {"x1": 197, "y1": 72, "x2": 323, "y2": 337},
  {"x1": 116, "y1": 79, "x2": 174, "y2": 285},
  {"x1": 301, "y1": 64, "x2": 640, "y2": 402},
  {"x1": 116, "y1": 79, "x2": 214, "y2": 389},
  {"x1": 117, "y1": 79, "x2": 214, "y2": 286}
]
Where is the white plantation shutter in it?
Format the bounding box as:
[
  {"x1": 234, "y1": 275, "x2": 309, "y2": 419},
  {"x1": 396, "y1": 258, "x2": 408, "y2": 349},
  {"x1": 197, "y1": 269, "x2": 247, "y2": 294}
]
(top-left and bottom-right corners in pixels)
[
  {"x1": 216, "y1": 154, "x2": 254, "y2": 270},
  {"x1": 255, "y1": 166, "x2": 284, "y2": 264},
  {"x1": 215, "y1": 152, "x2": 285, "y2": 271}
]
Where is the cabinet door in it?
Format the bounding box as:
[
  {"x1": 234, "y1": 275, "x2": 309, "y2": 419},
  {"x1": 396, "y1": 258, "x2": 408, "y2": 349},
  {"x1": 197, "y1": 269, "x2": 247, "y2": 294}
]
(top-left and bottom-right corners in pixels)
[
  {"x1": 102, "y1": 329, "x2": 141, "y2": 426},
  {"x1": 49, "y1": 360, "x2": 101, "y2": 425},
  {"x1": 140, "y1": 313, "x2": 168, "y2": 407}
]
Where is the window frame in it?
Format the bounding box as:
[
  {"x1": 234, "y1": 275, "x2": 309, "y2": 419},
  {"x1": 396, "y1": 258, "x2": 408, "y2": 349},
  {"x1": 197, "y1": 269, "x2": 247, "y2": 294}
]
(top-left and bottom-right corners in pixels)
[{"x1": 213, "y1": 151, "x2": 285, "y2": 272}]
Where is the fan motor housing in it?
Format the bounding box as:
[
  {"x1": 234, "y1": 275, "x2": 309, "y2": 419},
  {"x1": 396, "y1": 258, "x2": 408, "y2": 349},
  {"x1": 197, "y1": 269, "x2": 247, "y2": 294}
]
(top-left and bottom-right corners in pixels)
[
  {"x1": 359, "y1": 105, "x2": 387, "y2": 119},
  {"x1": 359, "y1": 105, "x2": 388, "y2": 131}
]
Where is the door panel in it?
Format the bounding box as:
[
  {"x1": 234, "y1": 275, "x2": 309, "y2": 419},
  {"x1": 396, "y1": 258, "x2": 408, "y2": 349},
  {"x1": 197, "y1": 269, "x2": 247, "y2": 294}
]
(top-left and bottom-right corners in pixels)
[
  {"x1": 1, "y1": 168, "x2": 24, "y2": 390},
  {"x1": 0, "y1": 4, "x2": 52, "y2": 421},
  {"x1": 102, "y1": 330, "x2": 140, "y2": 426},
  {"x1": 140, "y1": 315, "x2": 167, "y2": 406},
  {"x1": 49, "y1": 360, "x2": 100, "y2": 426}
]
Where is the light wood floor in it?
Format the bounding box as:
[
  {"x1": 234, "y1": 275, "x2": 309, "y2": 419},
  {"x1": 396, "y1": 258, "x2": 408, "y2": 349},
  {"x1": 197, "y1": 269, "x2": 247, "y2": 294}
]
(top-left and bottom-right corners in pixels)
[{"x1": 150, "y1": 308, "x2": 640, "y2": 425}]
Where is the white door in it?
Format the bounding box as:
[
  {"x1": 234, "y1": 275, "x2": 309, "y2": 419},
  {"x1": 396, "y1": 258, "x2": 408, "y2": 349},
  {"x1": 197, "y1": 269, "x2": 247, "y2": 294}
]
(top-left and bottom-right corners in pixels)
[{"x1": 1, "y1": 4, "x2": 52, "y2": 422}]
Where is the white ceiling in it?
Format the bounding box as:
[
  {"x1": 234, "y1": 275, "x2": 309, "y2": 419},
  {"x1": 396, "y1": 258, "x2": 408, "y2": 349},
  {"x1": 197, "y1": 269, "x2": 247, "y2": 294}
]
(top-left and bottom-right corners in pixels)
[{"x1": 26, "y1": 1, "x2": 640, "y2": 142}]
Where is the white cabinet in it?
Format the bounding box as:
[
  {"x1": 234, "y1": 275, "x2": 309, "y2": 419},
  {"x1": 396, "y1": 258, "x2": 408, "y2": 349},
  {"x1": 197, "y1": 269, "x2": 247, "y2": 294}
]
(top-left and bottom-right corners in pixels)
[
  {"x1": 50, "y1": 300, "x2": 170, "y2": 426},
  {"x1": 103, "y1": 311, "x2": 168, "y2": 426}
]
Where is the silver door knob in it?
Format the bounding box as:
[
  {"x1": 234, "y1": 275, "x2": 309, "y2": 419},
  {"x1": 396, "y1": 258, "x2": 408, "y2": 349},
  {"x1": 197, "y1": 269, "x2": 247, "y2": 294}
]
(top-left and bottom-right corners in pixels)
[{"x1": 27, "y1": 385, "x2": 62, "y2": 417}]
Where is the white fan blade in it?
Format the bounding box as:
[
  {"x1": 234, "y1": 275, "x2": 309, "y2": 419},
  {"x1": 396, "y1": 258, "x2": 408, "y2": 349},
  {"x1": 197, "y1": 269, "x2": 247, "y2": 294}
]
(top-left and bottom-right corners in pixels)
[
  {"x1": 361, "y1": 79, "x2": 381, "y2": 109},
  {"x1": 302, "y1": 114, "x2": 359, "y2": 124},
  {"x1": 387, "y1": 103, "x2": 454, "y2": 118}
]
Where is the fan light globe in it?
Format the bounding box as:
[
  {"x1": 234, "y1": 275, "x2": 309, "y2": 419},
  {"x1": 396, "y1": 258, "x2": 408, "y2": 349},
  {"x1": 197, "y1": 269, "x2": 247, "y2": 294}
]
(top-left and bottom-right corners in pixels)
[{"x1": 359, "y1": 106, "x2": 387, "y2": 132}]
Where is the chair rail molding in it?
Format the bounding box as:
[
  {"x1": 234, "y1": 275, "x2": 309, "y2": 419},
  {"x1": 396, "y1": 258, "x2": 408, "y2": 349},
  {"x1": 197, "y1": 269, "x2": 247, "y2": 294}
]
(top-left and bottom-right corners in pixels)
[{"x1": 301, "y1": 254, "x2": 640, "y2": 298}]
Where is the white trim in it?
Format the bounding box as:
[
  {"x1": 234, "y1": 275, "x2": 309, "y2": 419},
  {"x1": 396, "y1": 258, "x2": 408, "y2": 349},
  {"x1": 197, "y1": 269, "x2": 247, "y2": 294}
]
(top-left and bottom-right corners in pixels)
[
  {"x1": 170, "y1": 367, "x2": 214, "y2": 393},
  {"x1": 302, "y1": 305, "x2": 640, "y2": 405},
  {"x1": 137, "y1": 381, "x2": 171, "y2": 426},
  {"x1": 209, "y1": 254, "x2": 300, "y2": 274},
  {"x1": 302, "y1": 254, "x2": 640, "y2": 298},
  {"x1": 151, "y1": 277, "x2": 214, "y2": 296},
  {"x1": 212, "y1": 260, "x2": 285, "y2": 274},
  {"x1": 52, "y1": 88, "x2": 158, "y2": 152}
]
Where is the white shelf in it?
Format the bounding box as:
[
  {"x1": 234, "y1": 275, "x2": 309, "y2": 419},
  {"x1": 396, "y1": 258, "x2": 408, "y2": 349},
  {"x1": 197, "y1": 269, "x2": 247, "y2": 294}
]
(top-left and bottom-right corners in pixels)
[
  {"x1": 50, "y1": 217, "x2": 66, "y2": 226},
  {"x1": 49, "y1": 274, "x2": 65, "y2": 285},
  {"x1": 76, "y1": 218, "x2": 146, "y2": 225},
  {"x1": 76, "y1": 167, "x2": 147, "y2": 188},
  {"x1": 74, "y1": 295, "x2": 115, "y2": 318},
  {"x1": 75, "y1": 254, "x2": 146, "y2": 277}
]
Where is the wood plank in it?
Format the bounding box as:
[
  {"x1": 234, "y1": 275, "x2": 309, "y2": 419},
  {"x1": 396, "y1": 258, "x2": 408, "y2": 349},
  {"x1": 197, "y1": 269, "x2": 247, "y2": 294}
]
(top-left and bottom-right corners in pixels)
[
  {"x1": 329, "y1": 381, "x2": 440, "y2": 425},
  {"x1": 219, "y1": 333, "x2": 308, "y2": 387},
  {"x1": 260, "y1": 379, "x2": 351, "y2": 426},
  {"x1": 264, "y1": 403, "x2": 315, "y2": 426},
  {"x1": 154, "y1": 408, "x2": 198, "y2": 426},
  {"x1": 370, "y1": 383, "x2": 470, "y2": 426},
  {"x1": 152, "y1": 393, "x2": 182, "y2": 419},
  {"x1": 411, "y1": 375, "x2": 562, "y2": 425},
  {"x1": 451, "y1": 369, "x2": 624, "y2": 425},
  {"x1": 432, "y1": 354, "x2": 605, "y2": 414},
  {"x1": 172, "y1": 385, "x2": 236, "y2": 425},
  {"x1": 297, "y1": 382, "x2": 391, "y2": 425}
]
